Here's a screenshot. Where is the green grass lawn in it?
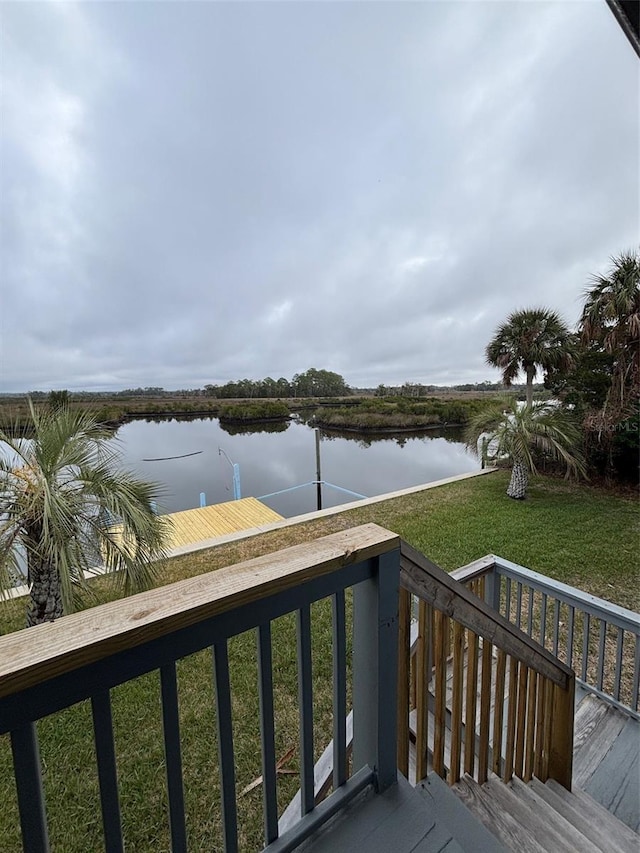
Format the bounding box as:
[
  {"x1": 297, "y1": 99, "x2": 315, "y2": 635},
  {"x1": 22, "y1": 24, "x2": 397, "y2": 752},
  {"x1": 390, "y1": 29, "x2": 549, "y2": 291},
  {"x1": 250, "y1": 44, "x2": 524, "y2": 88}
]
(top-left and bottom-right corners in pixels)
[{"x1": 1, "y1": 471, "x2": 637, "y2": 851}]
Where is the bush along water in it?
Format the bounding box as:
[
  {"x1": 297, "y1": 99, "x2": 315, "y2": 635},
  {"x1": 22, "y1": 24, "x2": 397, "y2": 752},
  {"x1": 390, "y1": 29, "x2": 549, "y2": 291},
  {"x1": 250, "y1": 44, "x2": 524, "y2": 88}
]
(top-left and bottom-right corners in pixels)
[
  {"x1": 311, "y1": 397, "x2": 492, "y2": 432},
  {"x1": 217, "y1": 400, "x2": 291, "y2": 423}
]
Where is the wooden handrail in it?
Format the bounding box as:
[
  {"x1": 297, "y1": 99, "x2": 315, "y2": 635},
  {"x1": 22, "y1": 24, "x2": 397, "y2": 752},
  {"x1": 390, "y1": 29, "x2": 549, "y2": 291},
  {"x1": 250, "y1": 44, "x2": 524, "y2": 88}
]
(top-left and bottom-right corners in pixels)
[
  {"x1": 0, "y1": 524, "x2": 399, "y2": 699},
  {"x1": 399, "y1": 541, "x2": 572, "y2": 686}
]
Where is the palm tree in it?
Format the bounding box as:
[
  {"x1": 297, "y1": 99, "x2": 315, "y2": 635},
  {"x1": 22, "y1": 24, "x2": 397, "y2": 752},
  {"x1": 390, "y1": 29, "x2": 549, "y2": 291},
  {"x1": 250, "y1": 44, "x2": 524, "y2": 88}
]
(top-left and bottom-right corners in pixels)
[
  {"x1": 579, "y1": 250, "x2": 639, "y2": 425},
  {"x1": 465, "y1": 400, "x2": 585, "y2": 499},
  {"x1": 486, "y1": 308, "x2": 574, "y2": 407},
  {"x1": 0, "y1": 403, "x2": 169, "y2": 626}
]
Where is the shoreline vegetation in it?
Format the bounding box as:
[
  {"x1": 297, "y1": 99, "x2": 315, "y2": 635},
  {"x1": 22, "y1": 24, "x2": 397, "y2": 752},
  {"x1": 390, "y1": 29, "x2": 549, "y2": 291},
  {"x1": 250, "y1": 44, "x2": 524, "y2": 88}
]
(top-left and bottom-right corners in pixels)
[
  {"x1": 310, "y1": 398, "x2": 490, "y2": 432},
  {"x1": 0, "y1": 392, "x2": 499, "y2": 433}
]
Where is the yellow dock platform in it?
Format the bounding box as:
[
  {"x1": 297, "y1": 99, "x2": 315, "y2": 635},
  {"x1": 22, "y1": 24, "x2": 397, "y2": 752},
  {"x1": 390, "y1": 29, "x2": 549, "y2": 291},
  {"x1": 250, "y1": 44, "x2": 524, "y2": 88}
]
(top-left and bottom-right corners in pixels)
[{"x1": 163, "y1": 497, "x2": 283, "y2": 549}]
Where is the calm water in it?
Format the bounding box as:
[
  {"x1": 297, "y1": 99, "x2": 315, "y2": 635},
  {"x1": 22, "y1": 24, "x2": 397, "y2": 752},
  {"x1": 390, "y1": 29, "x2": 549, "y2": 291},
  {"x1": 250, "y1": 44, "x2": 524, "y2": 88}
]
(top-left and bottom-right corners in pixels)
[{"x1": 115, "y1": 418, "x2": 478, "y2": 518}]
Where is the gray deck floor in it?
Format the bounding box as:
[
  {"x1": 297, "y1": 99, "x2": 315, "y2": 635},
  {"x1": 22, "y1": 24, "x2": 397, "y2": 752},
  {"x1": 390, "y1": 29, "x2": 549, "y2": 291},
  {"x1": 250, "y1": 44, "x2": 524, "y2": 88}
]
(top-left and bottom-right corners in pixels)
[
  {"x1": 298, "y1": 774, "x2": 471, "y2": 853},
  {"x1": 573, "y1": 689, "x2": 640, "y2": 832}
]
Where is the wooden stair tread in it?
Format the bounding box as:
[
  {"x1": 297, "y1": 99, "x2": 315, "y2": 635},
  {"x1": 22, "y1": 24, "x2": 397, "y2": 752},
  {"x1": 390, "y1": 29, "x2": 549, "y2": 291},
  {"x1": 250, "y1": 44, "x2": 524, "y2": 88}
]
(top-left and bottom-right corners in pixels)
[
  {"x1": 530, "y1": 777, "x2": 639, "y2": 853},
  {"x1": 546, "y1": 779, "x2": 640, "y2": 851},
  {"x1": 416, "y1": 772, "x2": 508, "y2": 853},
  {"x1": 452, "y1": 774, "x2": 549, "y2": 853},
  {"x1": 505, "y1": 775, "x2": 602, "y2": 853}
]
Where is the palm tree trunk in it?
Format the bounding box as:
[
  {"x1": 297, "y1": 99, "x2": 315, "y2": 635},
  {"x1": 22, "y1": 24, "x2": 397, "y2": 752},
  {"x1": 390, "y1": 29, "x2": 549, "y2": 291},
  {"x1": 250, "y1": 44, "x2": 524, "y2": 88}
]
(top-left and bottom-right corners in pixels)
[
  {"x1": 26, "y1": 558, "x2": 63, "y2": 626},
  {"x1": 526, "y1": 366, "x2": 535, "y2": 407},
  {"x1": 507, "y1": 458, "x2": 528, "y2": 499}
]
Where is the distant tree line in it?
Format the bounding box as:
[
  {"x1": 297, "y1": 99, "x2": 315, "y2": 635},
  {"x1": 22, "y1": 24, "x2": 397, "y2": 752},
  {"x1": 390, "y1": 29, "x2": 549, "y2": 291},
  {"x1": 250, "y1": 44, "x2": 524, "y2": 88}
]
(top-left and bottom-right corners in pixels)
[
  {"x1": 204, "y1": 368, "x2": 351, "y2": 399},
  {"x1": 374, "y1": 380, "x2": 514, "y2": 397}
]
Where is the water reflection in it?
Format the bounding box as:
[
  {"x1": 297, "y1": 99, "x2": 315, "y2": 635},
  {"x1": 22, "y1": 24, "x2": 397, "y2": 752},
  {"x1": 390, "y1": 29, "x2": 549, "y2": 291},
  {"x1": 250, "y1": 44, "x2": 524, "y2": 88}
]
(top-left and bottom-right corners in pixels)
[
  {"x1": 115, "y1": 418, "x2": 478, "y2": 518},
  {"x1": 319, "y1": 426, "x2": 465, "y2": 449},
  {"x1": 218, "y1": 420, "x2": 290, "y2": 437}
]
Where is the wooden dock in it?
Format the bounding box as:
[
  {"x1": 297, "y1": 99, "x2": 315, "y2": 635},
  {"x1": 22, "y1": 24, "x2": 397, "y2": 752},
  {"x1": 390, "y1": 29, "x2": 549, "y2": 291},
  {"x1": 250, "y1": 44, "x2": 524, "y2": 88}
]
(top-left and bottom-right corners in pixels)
[{"x1": 163, "y1": 497, "x2": 283, "y2": 549}]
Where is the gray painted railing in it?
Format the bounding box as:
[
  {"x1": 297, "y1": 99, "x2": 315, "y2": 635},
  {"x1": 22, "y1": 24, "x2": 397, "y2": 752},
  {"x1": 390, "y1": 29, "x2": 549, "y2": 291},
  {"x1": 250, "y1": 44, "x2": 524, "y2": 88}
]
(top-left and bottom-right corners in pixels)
[
  {"x1": 0, "y1": 524, "x2": 401, "y2": 852},
  {"x1": 452, "y1": 555, "x2": 640, "y2": 719}
]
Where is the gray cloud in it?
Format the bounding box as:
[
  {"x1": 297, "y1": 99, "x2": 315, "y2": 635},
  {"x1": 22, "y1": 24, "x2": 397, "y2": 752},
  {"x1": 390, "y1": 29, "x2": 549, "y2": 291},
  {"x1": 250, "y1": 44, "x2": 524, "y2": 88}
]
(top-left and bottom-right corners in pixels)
[{"x1": 1, "y1": 1, "x2": 638, "y2": 392}]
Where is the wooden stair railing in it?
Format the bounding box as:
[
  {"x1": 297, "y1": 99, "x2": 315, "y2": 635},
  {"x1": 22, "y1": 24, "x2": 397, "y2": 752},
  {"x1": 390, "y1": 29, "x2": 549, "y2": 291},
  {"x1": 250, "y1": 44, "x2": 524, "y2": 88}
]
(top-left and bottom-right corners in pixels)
[{"x1": 397, "y1": 540, "x2": 575, "y2": 791}]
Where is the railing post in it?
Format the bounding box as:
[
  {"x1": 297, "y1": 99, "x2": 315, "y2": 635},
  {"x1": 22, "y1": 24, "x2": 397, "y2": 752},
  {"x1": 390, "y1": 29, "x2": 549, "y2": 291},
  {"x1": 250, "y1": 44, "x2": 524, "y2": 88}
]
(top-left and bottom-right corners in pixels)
[
  {"x1": 396, "y1": 587, "x2": 411, "y2": 778},
  {"x1": 548, "y1": 674, "x2": 575, "y2": 790},
  {"x1": 352, "y1": 548, "x2": 400, "y2": 793}
]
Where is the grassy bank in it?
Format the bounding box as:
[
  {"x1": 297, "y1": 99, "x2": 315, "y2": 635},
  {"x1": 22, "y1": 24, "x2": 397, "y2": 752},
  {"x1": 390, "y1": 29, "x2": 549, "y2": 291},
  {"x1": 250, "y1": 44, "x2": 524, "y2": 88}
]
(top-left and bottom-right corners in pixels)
[{"x1": 1, "y1": 472, "x2": 637, "y2": 851}]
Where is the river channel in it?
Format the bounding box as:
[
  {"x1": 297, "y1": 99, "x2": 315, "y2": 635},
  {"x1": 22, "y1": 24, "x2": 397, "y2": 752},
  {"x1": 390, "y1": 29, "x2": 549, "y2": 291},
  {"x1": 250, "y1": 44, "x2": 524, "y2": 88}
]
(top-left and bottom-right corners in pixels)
[{"x1": 115, "y1": 417, "x2": 479, "y2": 518}]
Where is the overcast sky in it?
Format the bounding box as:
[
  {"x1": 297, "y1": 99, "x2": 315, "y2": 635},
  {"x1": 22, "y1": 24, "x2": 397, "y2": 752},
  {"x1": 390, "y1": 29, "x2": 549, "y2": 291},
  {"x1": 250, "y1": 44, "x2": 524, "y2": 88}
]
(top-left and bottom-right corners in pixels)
[{"x1": 1, "y1": 1, "x2": 638, "y2": 393}]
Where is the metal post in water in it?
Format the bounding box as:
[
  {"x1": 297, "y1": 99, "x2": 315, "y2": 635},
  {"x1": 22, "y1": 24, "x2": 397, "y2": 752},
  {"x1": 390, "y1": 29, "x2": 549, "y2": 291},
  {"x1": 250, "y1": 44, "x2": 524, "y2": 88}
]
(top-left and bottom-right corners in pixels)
[
  {"x1": 315, "y1": 429, "x2": 322, "y2": 511},
  {"x1": 219, "y1": 448, "x2": 242, "y2": 501},
  {"x1": 232, "y1": 464, "x2": 242, "y2": 501}
]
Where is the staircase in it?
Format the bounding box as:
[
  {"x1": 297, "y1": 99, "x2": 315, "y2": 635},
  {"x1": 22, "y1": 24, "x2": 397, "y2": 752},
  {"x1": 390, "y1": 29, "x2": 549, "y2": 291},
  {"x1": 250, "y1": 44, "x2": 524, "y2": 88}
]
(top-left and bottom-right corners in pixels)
[
  {"x1": 290, "y1": 544, "x2": 640, "y2": 853},
  {"x1": 445, "y1": 773, "x2": 638, "y2": 853},
  {"x1": 407, "y1": 669, "x2": 639, "y2": 853},
  {"x1": 395, "y1": 546, "x2": 640, "y2": 852}
]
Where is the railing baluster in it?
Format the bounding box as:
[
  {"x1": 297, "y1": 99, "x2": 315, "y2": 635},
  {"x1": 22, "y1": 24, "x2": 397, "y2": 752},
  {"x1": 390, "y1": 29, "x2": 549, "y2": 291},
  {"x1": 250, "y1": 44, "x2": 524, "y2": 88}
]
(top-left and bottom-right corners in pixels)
[
  {"x1": 582, "y1": 612, "x2": 591, "y2": 683},
  {"x1": 160, "y1": 663, "x2": 188, "y2": 853},
  {"x1": 552, "y1": 600, "x2": 561, "y2": 657},
  {"x1": 597, "y1": 620, "x2": 607, "y2": 692},
  {"x1": 503, "y1": 657, "x2": 518, "y2": 782},
  {"x1": 516, "y1": 582, "x2": 523, "y2": 630},
  {"x1": 464, "y1": 629, "x2": 479, "y2": 777},
  {"x1": 332, "y1": 592, "x2": 348, "y2": 791},
  {"x1": 213, "y1": 641, "x2": 238, "y2": 852},
  {"x1": 514, "y1": 664, "x2": 528, "y2": 778},
  {"x1": 541, "y1": 678, "x2": 553, "y2": 782},
  {"x1": 567, "y1": 605, "x2": 575, "y2": 669},
  {"x1": 410, "y1": 629, "x2": 417, "y2": 714},
  {"x1": 613, "y1": 627, "x2": 624, "y2": 703},
  {"x1": 11, "y1": 722, "x2": 50, "y2": 853},
  {"x1": 91, "y1": 690, "x2": 124, "y2": 853},
  {"x1": 433, "y1": 611, "x2": 448, "y2": 778},
  {"x1": 540, "y1": 594, "x2": 548, "y2": 648},
  {"x1": 505, "y1": 577, "x2": 512, "y2": 621},
  {"x1": 257, "y1": 623, "x2": 278, "y2": 845},
  {"x1": 415, "y1": 600, "x2": 430, "y2": 783},
  {"x1": 297, "y1": 605, "x2": 315, "y2": 816},
  {"x1": 533, "y1": 674, "x2": 545, "y2": 779},
  {"x1": 491, "y1": 648, "x2": 506, "y2": 777},
  {"x1": 477, "y1": 639, "x2": 492, "y2": 784},
  {"x1": 523, "y1": 668, "x2": 537, "y2": 782},
  {"x1": 527, "y1": 587, "x2": 534, "y2": 636},
  {"x1": 396, "y1": 587, "x2": 411, "y2": 778},
  {"x1": 449, "y1": 621, "x2": 464, "y2": 784}
]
